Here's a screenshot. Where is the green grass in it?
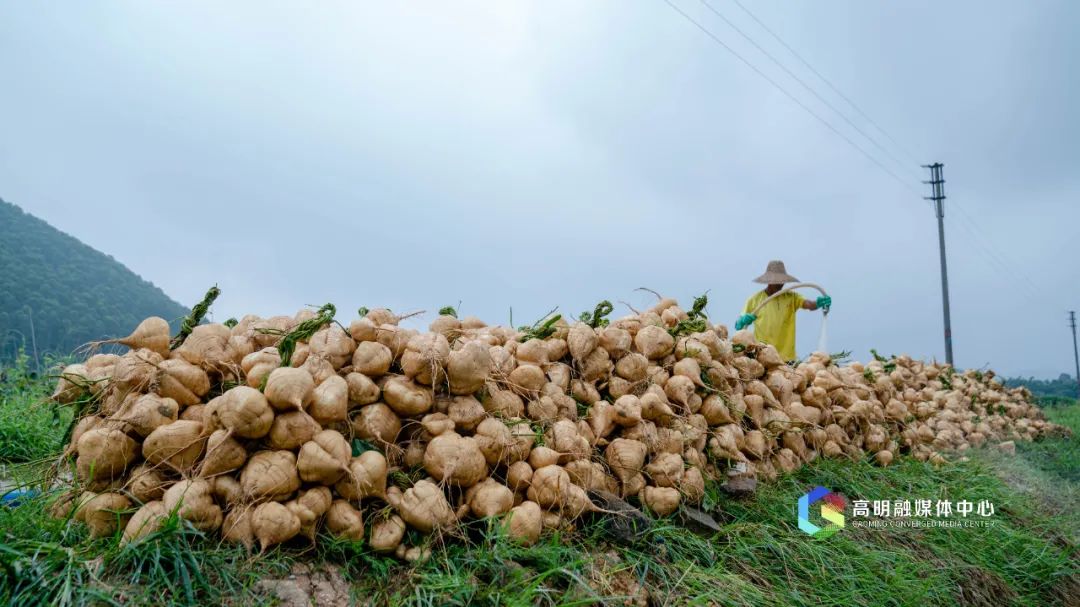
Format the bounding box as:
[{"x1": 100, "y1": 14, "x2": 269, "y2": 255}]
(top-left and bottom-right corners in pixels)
[
  {"x1": 0, "y1": 359, "x2": 1076, "y2": 606},
  {"x1": 0, "y1": 355, "x2": 71, "y2": 464}
]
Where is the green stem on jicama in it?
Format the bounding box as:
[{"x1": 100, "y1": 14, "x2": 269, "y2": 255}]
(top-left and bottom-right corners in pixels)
[{"x1": 170, "y1": 285, "x2": 221, "y2": 350}]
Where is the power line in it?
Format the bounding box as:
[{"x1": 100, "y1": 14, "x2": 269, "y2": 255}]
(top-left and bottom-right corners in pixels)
[
  {"x1": 660, "y1": 0, "x2": 923, "y2": 201},
  {"x1": 948, "y1": 200, "x2": 1044, "y2": 293},
  {"x1": 727, "y1": 0, "x2": 923, "y2": 167},
  {"x1": 696, "y1": 0, "x2": 917, "y2": 179}
]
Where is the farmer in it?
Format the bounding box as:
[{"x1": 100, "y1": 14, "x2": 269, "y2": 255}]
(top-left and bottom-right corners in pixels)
[{"x1": 734, "y1": 260, "x2": 831, "y2": 361}]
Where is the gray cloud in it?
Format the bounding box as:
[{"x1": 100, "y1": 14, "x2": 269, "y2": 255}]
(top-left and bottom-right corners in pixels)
[{"x1": 1, "y1": 1, "x2": 1076, "y2": 376}]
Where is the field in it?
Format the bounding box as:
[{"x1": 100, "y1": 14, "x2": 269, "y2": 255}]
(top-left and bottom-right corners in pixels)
[{"x1": 0, "y1": 356, "x2": 1076, "y2": 606}]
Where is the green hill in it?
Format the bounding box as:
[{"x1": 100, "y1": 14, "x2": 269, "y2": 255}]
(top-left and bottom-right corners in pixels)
[{"x1": 0, "y1": 198, "x2": 188, "y2": 362}]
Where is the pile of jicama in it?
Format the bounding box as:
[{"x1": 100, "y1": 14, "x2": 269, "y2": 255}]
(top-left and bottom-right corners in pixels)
[{"x1": 48, "y1": 295, "x2": 1064, "y2": 556}]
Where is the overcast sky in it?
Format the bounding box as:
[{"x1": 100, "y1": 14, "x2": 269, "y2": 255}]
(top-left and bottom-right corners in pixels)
[{"x1": 2, "y1": 1, "x2": 1077, "y2": 377}]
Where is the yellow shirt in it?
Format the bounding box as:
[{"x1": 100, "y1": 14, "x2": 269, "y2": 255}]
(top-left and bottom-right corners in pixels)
[{"x1": 742, "y1": 290, "x2": 805, "y2": 361}]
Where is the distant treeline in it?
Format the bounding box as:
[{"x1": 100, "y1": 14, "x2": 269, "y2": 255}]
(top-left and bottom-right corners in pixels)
[
  {"x1": 1004, "y1": 373, "x2": 1078, "y2": 405},
  {"x1": 0, "y1": 198, "x2": 188, "y2": 363}
]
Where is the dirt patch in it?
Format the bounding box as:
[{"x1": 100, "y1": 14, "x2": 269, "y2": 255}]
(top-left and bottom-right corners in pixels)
[
  {"x1": 952, "y1": 566, "x2": 1018, "y2": 607},
  {"x1": 578, "y1": 551, "x2": 648, "y2": 607},
  {"x1": 254, "y1": 562, "x2": 352, "y2": 606},
  {"x1": 1041, "y1": 570, "x2": 1080, "y2": 607}
]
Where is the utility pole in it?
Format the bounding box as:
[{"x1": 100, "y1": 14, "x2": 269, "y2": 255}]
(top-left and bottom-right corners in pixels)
[
  {"x1": 923, "y1": 163, "x2": 953, "y2": 366},
  {"x1": 1070, "y1": 311, "x2": 1079, "y2": 397},
  {"x1": 26, "y1": 306, "x2": 40, "y2": 374}
]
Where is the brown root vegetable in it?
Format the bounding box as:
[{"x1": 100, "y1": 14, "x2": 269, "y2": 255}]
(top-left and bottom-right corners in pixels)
[
  {"x1": 421, "y1": 413, "x2": 455, "y2": 437},
  {"x1": 76, "y1": 428, "x2": 137, "y2": 482},
  {"x1": 199, "y1": 429, "x2": 248, "y2": 477},
  {"x1": 423, "y1": 432, "x2": 488, "y2": 487},
  {"x1": 546, "y1": 419, "x2": 590, "y2": 462},
  {"x1": 599, "y1": 327, "x2": 632, "y2": 358},
  {"x1": 382, "y1": 376, "x2": 433, "y2": 417},
  {"x1": 297, "y1": 430, "x2": 351, "y2": 484},
  {"x1": 526, "y1": 465, "x2": 571, "y2": 508},
  {"x1": 587, "y1": 401, "x2": 617, "y2": 440},
  {"x1": 351, "y1": 403, "x2": 401, "y2": 445},
  {"x1": 680, "y1": 466, "x2": 706, "y2": 502},
  {"x1": 546, "y1": 363, "x2": 573, "y2": 392},
  {"x1": 673, "y1": 357, "x2": 705, "y2": 388},
  {"x1": 515, "y1": 339, "x2": 549, "y2": 366},
  {"x1": 252, "y1": 501, "x2": 301, "y2": 550},
  {"x1": 241, "y1": 450, "x2": 301, "y2": 501},
  {"x1": 325, "y1": 499, "x2": 365, "y2": 541},
  {"x1": 68, "y1": 416, "x2": 102, "y2": 452},
  {"x1": 664, "y1": 375, "x2": 696, "y2": 409},
  {"x1": 466, "y1": 478, "x2": 514, "y2": 518},
  {"x1": 506, "y1": 461, "x2": 534, "y2": 491},
  {"x1": 369, "y1": 514, "x2": 407, "y2": 552},
  {"x1": 613, "y1": 395, "x2": 643, "y2": 427},
  {"x1": 605, "y1": 438, "x2": 647, "y2": 486},
  {"x1": 473, "y1": 418, "x2": 531, "y2": 466},
  {"x1": 526, "y1": 396, "x2": 558, "y2": 422},
  {"x1": 645, "y1": 452, "x2": 683, "y2": 488},
  {"x1": 447, "y1": 395, "x2": 486, "y2": 432},
  {"x1": 352, "y1": 341, "x2": 393, "y2": 377},
  {"x1": 567, "y1": 323, "x2": 598, "y2": 361},
  {"x1": 640, "y1": 392, "x2": 676, "y2": 425},
  {"x1": 565, "y1": 460, "x2": 617, "y2": 493},
  {"x1": 287, "y1": 486, "x2": 333, "y2": 540},
  {"x1": 577, "y1": 347, "x2": 612, "y2": 382},
  {"x1": 299, "y1": 354, "x2": 336, "y2": 386},
  {"x1": 163, "y1": 479, "x2": 223, "y2": 532},
  {"x1": 401, "y1": 333, "x2": 450, "y2": 385},
  {"x1": 180, "y1": 404, "x2": 207, "y2": 423},
  {"x1": 386, "y1": 480, "x2": 457, "y2": 533},
  {"x1": 742, "y1": 430, "x2": 767, "y2": 460},
  {"x1": 52, "y1": 363, "x2": 90, "y2": 404},
  {"x1": 614, "y1": 353, "x2": 648, "y2": 382},
  {"x1": 634, "y1": 325, "x2": 675, "y2": 360},
  {"x1": 874, "y1": 450, "x2": 894, "y2": 467},
  {"x1": 241, "y1": 348, "x2": 281, "y2": 388},
  {"x1": 267, "y1": 411, "x2": 321, "y2": 450},
  {"x1": 110, "y1": 316, "x2": 171, "y2": 356},
  {"x1": 349, "y1": 317, "x2": 378, "y2": 343},
  {"x1": 561, "y1": 482, "x2": 598, "y2": 519},
  {"x1": 447, "y1": 341, "x2": 491, "y2": 395},
  {"x1": 78, "y1": 492, "x2": 132, "y2": 538},
  {"x1": 122, "y1": 500, "x2": 167, "y2": 544},
  {"x1": 643, "y1": 486, "x2": 680, "y2": 516},
  {"x1": 375, "y1": 325, "x2": 414, "y2": 360},
  {"x1": 223, "y1": 508, "x2": 255, "y2": 551},
  {"x1": 308, "y1": 374, "x2": 348, "y2": 425},
  {"x1": 215, "y1": 386, "x2": 274, "y2": 439},
  {"x1": 111, "y1": 349, "x2": 163, "y2": 394},
  {"x1": 128, "y1": 464, "x2": 170, "y2": 503},
  {"x1": 113, "y1": 393, "x2": 179, "y2": 437},
  {"x1": 505, "y1": 500, "x2": 543, "y2": 546},
  {"x1": 481, "y1": 388, "x2": 525, "y2": 418},
  {"x1": 264, "y1": 367, "x2": 314, "y2": 411},
  {"x1": 508, "y1": 364, "x2": 546, "y2": 397},
  {"x1": 157, "y1": 359, "x2": 211, "y2": 407},
  {"x1": 335, "y1": 450, "x2": 388, "y2": 501},
  {"x1": 210, "y1": 475, "x2": 244, "y2": 507},
  {"x1": 308, "y1": 325, "x2": 356, "y2": 369},
  {"x1": 143, "y1": 420, "x2": 207, "y2": 473},
  {"x1": 429, "y1": 314, "x2": 462, "y2": 340},
  {"x1": 174, "y1": 323, "x2": 233, "y2": 371}
]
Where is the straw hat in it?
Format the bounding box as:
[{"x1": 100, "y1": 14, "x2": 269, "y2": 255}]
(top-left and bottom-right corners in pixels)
[{"x1": 753, "y1": 260, "x2": 799, "y2": 284}]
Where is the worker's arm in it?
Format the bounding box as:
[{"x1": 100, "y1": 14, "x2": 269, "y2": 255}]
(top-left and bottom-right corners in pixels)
[{"x1": 802, "y1": 295, "x2": 832, "y2": 311}]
